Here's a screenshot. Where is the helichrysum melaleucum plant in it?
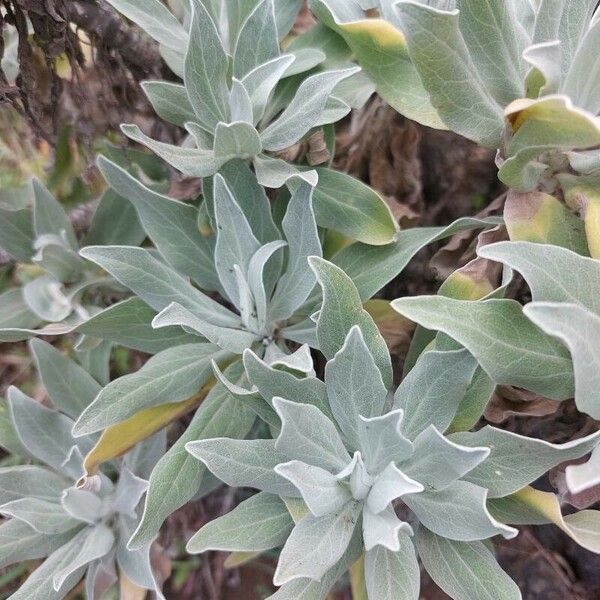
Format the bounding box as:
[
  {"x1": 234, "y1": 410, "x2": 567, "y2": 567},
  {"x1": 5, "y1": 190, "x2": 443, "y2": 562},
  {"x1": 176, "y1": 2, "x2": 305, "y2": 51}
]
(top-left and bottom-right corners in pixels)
[
  {"x1": 0, "y1": 178, "x2": 143, "y2": 343},
  {"x1": 185, "y1": 259, "x2": 600, "y2": 600},
  {"x1": 104, "y1": 0, "x2": 365, "y2": 190},
  {"x1": 310, "y1": 2, "x2": 600, "y2": 425},
  {"x1": 0, "y1": 341, "x2": 165, "y2": 599}
]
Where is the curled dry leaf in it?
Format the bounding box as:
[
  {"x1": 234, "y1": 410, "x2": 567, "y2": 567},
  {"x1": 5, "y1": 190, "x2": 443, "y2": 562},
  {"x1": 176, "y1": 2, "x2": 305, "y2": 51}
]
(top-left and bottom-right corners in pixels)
[
  {"x1": 485, "y1": 386, "x2": 560, "y2": 424},
  {"x1": 430, "y1": 195, "x2": 506, "y2": 279}
]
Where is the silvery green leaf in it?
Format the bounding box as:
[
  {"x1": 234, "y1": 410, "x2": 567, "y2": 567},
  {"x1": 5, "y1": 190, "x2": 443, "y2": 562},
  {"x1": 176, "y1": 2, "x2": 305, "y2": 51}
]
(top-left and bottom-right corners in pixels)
[
  {"x1": 243, "y1": 350, "x2": 332, "y2": 418},
  {"x1": 160, "y1": 43, "x2": 185, "y2": 77},
  {"x1": 523, "y1": 41, "x2": 562, "y2": 95},
  {"x1": 32, "y1": 179, "x2": 77, "y2": 250},
  {"x1": 325, "y1": 327, "x2": 388, "y2": 450},
  {"x1": 129, "y1": 362, "x2": 255, "y2": 550},
  {"x1": 248, "y1": 241, "x2": 287, "y2": 328},
  {"x1": 310, "y1": 257, "x2": 393, "y2": 388},
  {"x1": 185, "y1": 0, "x2": 230, "y2": 130},
  {"x1": 0, "y1": 314, "x2": 84, "y2": 344},
  {"x1": 0, "y1": 519, "x2": 75, "y2": 570},
  {"x1": 187, "y1": 492, "x2": 293, "y2": 552},
  {"x1": 0, "y1": 288, "x2": 41, "y2": 331},
  {"x1": 0, "y1": 206, "x2": 34, "y2": 262},
  {"x1": 74, "y1": 343, "x2": 223, "y2": 435},
  {"x1": 497, "y1": 147, "x2": 551, "y2": 191},
  {"x1": 60, "y1": 488, "x2": 103, "y2": 524},
  {"x1": 391, "y1": 296, "x2": 574, "y2": 400},
  {"x1": 0, "y1": 497, "x2": 81, "y2": 535},
  {"x1": 281, "y1": 318, "x2": 318, "y2": 347},
  {"x1": 273, "y1": 397, "x2": 350, "y2": 472},
  {"x1": 402, "y1": 426, "x2": 489, "y2": 492},
  {"x1": 8, "y1": 530, "x2": 88, "y2": 599},
  {"x1": 264, "y1": 344, "x2": 314, "y2": 375},
  {"x1": 561, "y1": 21, "x2": 600, "y2": 115},
  {"x1": 29, "y1": 339, "x2": 100, "y2": 419},
  {"x1": 452, "y1": 426, "x2": 600, "y2": 498},
  {"x1": 229, "y1": 78, "x2": 254, "y2": 123},
  {"x1": 213, "y1": 160, "x2": 280, "y2": 244},
  {"x1": 97, "y1": 156, "x2": 219, "y2": 290},
  {"x1": 116, "y1": 515, "x2": 165, "y2": 600},
  {"x1": 566, "y1": 446, "x2": 600, "y2": 494},
  {"x1": 141, "y1": 80, "x2": 196, "y2": 127},
  {"x1": 186, "y1": 438, "x2": 298, "y2": 496},
  {"x1": 213, "y1": 121, "x2": 262, "y2": 158},
  {"x1": 416, "y1": 526, "x2": 522, "y2": 600},
  {"x1": 52, "y1": 524, "x2": 114, "y2": 592},
  {"x1": 395, "y1": 2, "x2": 503, "y2": 147},
  {"x1": 112, "y1": 468, "x2": 148, "y2": 517},
  {"x1": 253, "y1": 154, "x2": 319, "y2": 188},
  {"x1": 273, "y1": 500, "x2": 361, "y2": 585},
  {"x1": 315, "y1": 96, "x2": 350, "y2": 126},
  {"x1": 152, "y1": 302, "x2": 258, "y2": 353},
  {"x1": 275, "y1": 460, "x2": 352, "y2": 517},
  {"x1": 486, "y1": 494, "x2": 551, "y2": 527},
  {"x1": 260, "y1": 67, "x2": 360, "y2": 151},
  {"x1": 241, "y1": 54, "x2": 296, "y2": 124},
  {"x1": 363, "y1": 505, "x2": 414, "y2": 552},
  {"x1": 337, "y1": 451, "x2": 372, "y2": 501},
  {"x1": 185, "y1": 121, "x2": 214, "y2": 150},
  {"x1": 479, "y1": 242, "x2": 600, "y2": 312},
  {"x1": 0, "y1": 398, "x2": 26, "y2": 456},
  {"x1": 331, "y1": 69, "x2": 376, "y2": 111},
  {"x1": 269, "y1": 182, "x2": 321, "y2": 322},
  {"x1": 77, "y1": 298, "x2": 197, "y2": 354},
  {"x1": 365, "y1": 539, "x2": 420, "y2": 600},
  {"x1": 394, "y1": 348, "x2": 477, "y2": 439},
  {"x1": 84, "y1": 187, "x2": 146, "y2": 247},
  {"x1": 84, "y1": 556, "x2": 117, "y2": 600},
  {"x1": 125, "y1": 429, "x2": 167, "y2": 481},
  {"x1": 274, "y1": 0, "x2": 302, "y2": 38},
  {"x1": 0, "y1": 465, "x2": 67, "y2": 504},
  {"x1": 234, "y1": 264, "x2": 258, "y2": 331},
  {"x1": 567, "y1": 149, "x2": 600, "y2": 173},
  {"x1": 524, "y1": 302, "x2": 600, "y2": 419},
  {"x1": 268, "y1": 527, "x2": 363, "y2": 599},
  {"x1": 79, "y1": 246, "x2": 238, "y2": 324},
  {"x1": 105, "y1": 0, "x2": 187, "y2": 51},
  {"x1": 334, "y1": 217, "x2": 502, "y2": 301},
  {"x1": 357, "y1": 410, "x2": 413, "y2": 475},
  {"x1": 403, "y1": 480, "x2": 517, "y2": 541},
  {"x1": 366, "y1": 462, "x2": 423, "y2": 514},
  {"x1": 233, "y1": 0, "x2": 279, "y2": 79},
  {"x1": 121, "y1": 124, "x2": 225, "y2": 177},
  {"x1": 533, "y1": 0, "x2": 597, "y2": 75},
  {"x1": 32, "y1": 242, "x2": 83, "y2": 283},
  {"x1": 211, "y1": 360, "x2": 280, "y2": 427},
  {"x1": 455, "y1": 0, "x2": 528, "y2": 105},
  {"x1": 284, "y1": 47, "x2": 326, "y2": 77},
  {"x1": 213, "y1": 174, "x2": 262, "y2": 307},
  {"x1": 23, "y1": 275, "x2": 72, "y2": 322},
  {"x1": 7, "y1": 387, "x2": 84, "y2": 479}
]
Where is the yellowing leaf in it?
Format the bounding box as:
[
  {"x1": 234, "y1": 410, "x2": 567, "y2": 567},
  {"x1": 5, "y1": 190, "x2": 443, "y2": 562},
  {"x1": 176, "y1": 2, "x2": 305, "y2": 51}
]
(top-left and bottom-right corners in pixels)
[
  {"x1": 80, "y1": 380, "x2": 216, "y2": 481},
  {"x1": 504, "y1": 190, "x2": 588, "y2": 255},
  {"x1": 119, "y1": 571, "x2": 147, "y2": 600},
  {"x1": 310, "y1": 1, "x2": 444, "y2": 130},
  {"x1": 585, "y1": 197, "x2": 600, "y2": 259},
  {"x1": 512, "y1": 486, "x2": 600, "y2": 553},
  {"x1": 506, "y1": 95, "x2": 600, "y2": 152},
  {"x1": 224, "y1": 551, "x2": 260, "y2": 569},
  {"x1": 349, "y1": 554, "x2": 368, "y2": 600}
]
